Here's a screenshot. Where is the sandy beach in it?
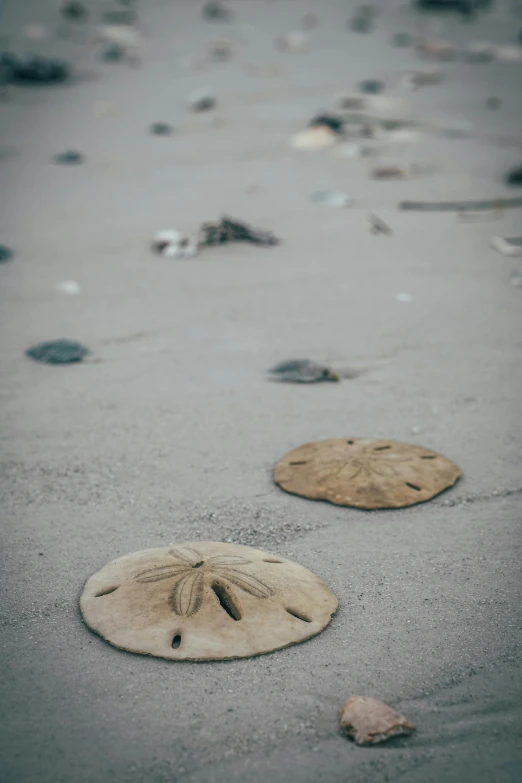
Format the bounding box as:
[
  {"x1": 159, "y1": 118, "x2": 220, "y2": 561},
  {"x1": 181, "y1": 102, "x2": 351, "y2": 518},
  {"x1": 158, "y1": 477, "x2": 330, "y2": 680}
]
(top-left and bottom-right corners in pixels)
[{"x1": 1, "y1": 1, "x2": 521, "y2": 781}]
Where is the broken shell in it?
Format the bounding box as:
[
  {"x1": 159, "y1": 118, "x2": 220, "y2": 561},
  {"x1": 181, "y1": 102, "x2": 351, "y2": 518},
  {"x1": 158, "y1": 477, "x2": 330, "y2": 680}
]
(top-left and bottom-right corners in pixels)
[
  {"x1": 340, "y1": 696, "x2": 416, "y2": 746},
  {"x1": 274, "y1": 438, "x2": 461, "y2": 509},
  {"x1": 152, "y1": 229, "x2": 198, "y2": 259},
  {"x1": 310, "y1": 190, "x2": 353, "y2": 208},
  {"x1": 490, "y1": 236, "x2": 522, "y2": 257},
  {"x1": 290, "y1": 126, "x2": 339, "y2": 151},
  {"x1": 80, "y1": 542, "x2": 338, "y2": 660},
  {"x1": 268, "y1": 359, "x2": 340, "y2": 384},
  {"x1": 26, "y1": 339, "x2": 89, "y2": 365}
]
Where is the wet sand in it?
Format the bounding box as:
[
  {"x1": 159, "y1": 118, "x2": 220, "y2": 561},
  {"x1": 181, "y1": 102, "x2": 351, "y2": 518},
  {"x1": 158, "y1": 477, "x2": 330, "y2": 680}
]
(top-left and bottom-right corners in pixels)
[{"x1": 0, "y1": 1, "x2": 521, "y2": 782}]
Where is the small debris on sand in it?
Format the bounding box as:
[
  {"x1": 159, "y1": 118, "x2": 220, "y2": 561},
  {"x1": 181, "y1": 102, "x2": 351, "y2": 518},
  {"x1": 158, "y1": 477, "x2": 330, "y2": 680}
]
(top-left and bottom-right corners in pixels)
[
  {"x1": 275, "y1": 31, "x2": 309, "y2": 53},
  {"x1": 202, "y1": 1, "x2": 232, "y2": 21},
  {"x1": 486, "y1": 96, "x2": 501, "y2": 110},
  {"x1": 61, "y1": 1, "x2": 88, "y2": 22},
  {"x1": 53, "y1": 150, "x2": 84, "y2": 165},
  {"x1": 404, "y1": 67, "x2": 444, "y2": 89},
  {"x1": 489, "y1": 236, "x2": 522, "y2": 257},
  {"x1": 0, "y1": 53, "x2": 70, "y2": 85},
  {"x1": 340, "y1": 696, "x2": 416, "y2": 746},
  {"x1": 56, "y1": 280, "x2": 81, "y2": 295},
  {"x1": 401, "y1": 196, "x2": 522, "y2": 211},
  {"x1": 187, "y1": 88, "x2": 216, "y2": 112},
  {"x1": 26, "y1": 339, "x2": 89, "y2": 365},
  {"x1": 359, "y1": 79, "x2": 384, "y2": 94},
  {"x1": 505, "y1": 165, "x2": 522, "y2": 187},
  {"x1": 310, "y1": 190, "x2": 353, "y2": 208},
  {"x1": 369, "y1": 213, "x2": 393, "y2": 235},
  {"x1": 416, "y1": 38, "x2": 454, "y2": 60},
  {"x1": 463, "y1": 41, "x2": 495, "y2": 63},
  {"x1": 94, "y1": 25, "x2": 142, "y2": 65},
  {"x1": 268, "y1": 359, "x2": 340, "y2": 384},
  {"x1": 309, "y1": 114, "x2": 344, "y2": 135},
  {"x1": 199, "y1": 216, "x2": 279, "y2": 247},
  {"x1": 152, "y1": 230, "x2": 198, "y2": 259},
  {"x1": 290, "y1": 126, "x2": 339, "y2": 150},
  {"x1": 150, "y1": 122, "x2": 173, "y2": 136},
  {"x1": 371, "y1": 164, "x2": 410, "y2": 180},
  {"x1": 0, "y1": 245, "x2": 14, "y2": 263}
]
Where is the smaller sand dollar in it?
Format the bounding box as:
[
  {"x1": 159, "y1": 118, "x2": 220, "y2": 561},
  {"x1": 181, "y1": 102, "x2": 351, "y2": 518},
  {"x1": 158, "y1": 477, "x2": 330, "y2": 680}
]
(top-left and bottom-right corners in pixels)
[
  {"x1": 80, "y1": 542, "x2": 338, "y2": 661},
  {"x1": 274, "y1": 438, "x2": 461, "y2": 509}
]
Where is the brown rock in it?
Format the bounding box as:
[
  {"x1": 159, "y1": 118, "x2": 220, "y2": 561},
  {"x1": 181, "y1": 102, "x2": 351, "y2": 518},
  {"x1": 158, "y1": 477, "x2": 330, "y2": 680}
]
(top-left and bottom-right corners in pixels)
[
  {"x1": 274, "y1": 438, "x2": 461, "y2": 509},
  {"x1": 80, "y1": 541, "x2": 338, "y2": 661},
  {"x1": 340, "y1": 696, "x2": 416, "y2": 745}
]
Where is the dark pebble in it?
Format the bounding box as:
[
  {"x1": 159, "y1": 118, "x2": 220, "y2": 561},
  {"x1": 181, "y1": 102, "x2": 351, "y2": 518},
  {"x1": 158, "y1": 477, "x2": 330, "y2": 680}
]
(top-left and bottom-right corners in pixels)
[
  {"x1": 61, "y1": 1, "x2": 87, "y2": 21},
  {"x1": 101, "y1": 44, "x2": 124, "y2": 62},
  {"x1": 506, "y1": 165, "x2": 522, "y2": 187},
  {"x1": 202, "y1": 1, "x2": 232, "y2": 21},
  {"x1": 26, "y1": 339, "x2": 89, "y2": 365},
  {"x1": 150, "y1": 122, "x2": 173, "y2": 136},
  {"x1": 359, "y1": 79, "x2": 384, "y2": 94},
  {"x1": 0, "y1": 245, "x2": 13, "y2": 263},
  {"x1": 309, "y1": 113, "x2": 344, "y2": 135},
  {"x1": 54, "y1": 150, "x2": 84, "y2": 165}
]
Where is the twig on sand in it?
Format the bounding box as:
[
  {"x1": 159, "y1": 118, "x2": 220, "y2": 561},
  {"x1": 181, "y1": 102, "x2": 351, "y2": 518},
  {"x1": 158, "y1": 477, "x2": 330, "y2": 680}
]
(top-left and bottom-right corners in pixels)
[{"x1": 400, "y1": 197, "x2": 522, "y2": 212}]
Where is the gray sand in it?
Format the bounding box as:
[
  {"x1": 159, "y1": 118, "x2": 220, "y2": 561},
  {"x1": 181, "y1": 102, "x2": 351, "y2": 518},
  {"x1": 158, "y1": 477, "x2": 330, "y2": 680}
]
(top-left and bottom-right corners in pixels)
[{"x1": 1, "y1": 1, "x2": 521, "y2": 782}]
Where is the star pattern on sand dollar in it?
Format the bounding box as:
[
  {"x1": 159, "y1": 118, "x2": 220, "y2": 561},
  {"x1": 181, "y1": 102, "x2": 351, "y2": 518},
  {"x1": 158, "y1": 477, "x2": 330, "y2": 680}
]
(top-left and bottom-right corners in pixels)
[{"x1": 134, "y1": 547, "x2": 274, "y2": 617}]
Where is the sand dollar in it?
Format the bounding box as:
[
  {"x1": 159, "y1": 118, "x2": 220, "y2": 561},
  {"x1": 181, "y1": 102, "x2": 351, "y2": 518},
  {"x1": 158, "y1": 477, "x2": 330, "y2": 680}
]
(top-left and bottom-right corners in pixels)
[
  {"x1": 80, "y1": 541, "x2": 337, "y2": 660},
  {"x1": 274, "y1": 438, "x2": 461, "y2": 509}
]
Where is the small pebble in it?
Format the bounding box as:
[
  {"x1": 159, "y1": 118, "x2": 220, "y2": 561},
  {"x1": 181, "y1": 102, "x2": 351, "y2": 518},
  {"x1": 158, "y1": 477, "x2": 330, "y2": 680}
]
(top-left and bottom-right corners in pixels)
[
  {"x1": 26, "y1": 339, "x2": 89, "y2": 365},
  {"x1": 359, "y1": 79, "x2": 384, "y2": 94},
  {"x1": 101, "y1": 44, "x2": 124, "y2": 62},
  {"x1": 61, "y1": 1, "x2": 87, "y2": 22},
  {"x1": 310, "y1": 190, "x2": 353, "y2": 208},
  {"x1": 53, "y1": 150, "x2": 84, "y2": 165},
  {"x1": 0, "y1": 245, "x2": 13, "y2": 263},
  {"x1": 150, "y1": 122, "x2": 173, "y2": 136},
  {"x1": 202, "y1": 1, "x2": 232, "y2": 21},
  {"x1": 188, "y1": 88, "x2": 216, "y2": 112}
]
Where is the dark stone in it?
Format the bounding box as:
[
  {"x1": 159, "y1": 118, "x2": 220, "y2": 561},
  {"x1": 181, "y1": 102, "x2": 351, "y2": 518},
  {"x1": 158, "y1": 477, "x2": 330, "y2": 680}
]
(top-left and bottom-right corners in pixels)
[
  {"x1": 268, "y1": 359, "x2": 340, "y2": 384},
  {"x1": 359, "y1": 79, "x2": 384, "y2": 94},
  {"x1": 54, "y1": 150, "x2": 84, "y2": 165},
  {"x1": 199, "y1": 216, "x2": 279, "y2": 247},
  {"x1": 0, "y1": 245, "x2": 13, "y2": 263},
  {"x1": 308, "y1": 113, "x2": 344, "y2": 135},
  {"x1": 26, "y1": 339, "x2": 89, "y2": 365},
  {"x1": 150, "y1": 122, "x2": 173, "y2": 136},
  {"x1": 506, "y1": 165, "x2": 522, "y2": 187}
]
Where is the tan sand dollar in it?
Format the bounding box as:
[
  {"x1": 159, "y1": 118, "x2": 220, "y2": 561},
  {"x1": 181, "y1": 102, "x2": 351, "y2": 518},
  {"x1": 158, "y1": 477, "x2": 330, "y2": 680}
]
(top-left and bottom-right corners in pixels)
[
  {"x1": 80, "y1": 541, "x2": 338, "y2": 661},
  {"x1": 274, "y1": 438, "x2": 461, "y2": 509}
]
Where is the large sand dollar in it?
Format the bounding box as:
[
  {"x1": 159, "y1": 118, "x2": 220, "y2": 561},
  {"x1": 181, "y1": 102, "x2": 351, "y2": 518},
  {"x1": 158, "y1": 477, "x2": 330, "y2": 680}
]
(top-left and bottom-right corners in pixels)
[
  {"x1": 80, "y1": 542, "x2": 338, "y2": 660},
  {"x1": 274, "y1": 438, "x2": 461, "y2": 509}
]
